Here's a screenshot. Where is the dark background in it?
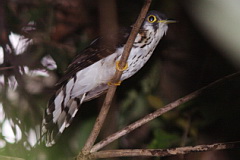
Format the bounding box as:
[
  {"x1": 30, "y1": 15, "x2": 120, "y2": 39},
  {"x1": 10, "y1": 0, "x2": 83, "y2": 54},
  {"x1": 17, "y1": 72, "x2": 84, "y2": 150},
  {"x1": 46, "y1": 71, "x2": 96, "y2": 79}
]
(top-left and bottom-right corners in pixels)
[{"x1": 0, "y1": 0, "x2": 240, "y2": 159}]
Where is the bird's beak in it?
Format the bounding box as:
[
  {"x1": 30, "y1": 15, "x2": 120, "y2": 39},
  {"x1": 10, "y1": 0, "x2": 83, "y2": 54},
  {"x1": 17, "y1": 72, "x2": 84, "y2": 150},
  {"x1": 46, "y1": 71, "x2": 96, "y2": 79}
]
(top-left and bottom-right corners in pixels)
[{"x1": 158, "y1": 19, "x2": 177, "y2": 24}]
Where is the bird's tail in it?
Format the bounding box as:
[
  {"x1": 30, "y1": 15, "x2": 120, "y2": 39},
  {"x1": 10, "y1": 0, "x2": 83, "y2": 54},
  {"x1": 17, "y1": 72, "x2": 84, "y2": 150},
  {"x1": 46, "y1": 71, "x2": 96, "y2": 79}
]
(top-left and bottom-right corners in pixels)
[{"x1": 42, "y1": 93, "x2": 86, "y2": 147}]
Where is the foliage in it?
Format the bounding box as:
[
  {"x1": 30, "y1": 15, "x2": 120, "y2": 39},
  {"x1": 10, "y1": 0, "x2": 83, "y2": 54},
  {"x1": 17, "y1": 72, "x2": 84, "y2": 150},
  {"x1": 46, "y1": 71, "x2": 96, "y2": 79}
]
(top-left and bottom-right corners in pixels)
[{"x1": 0, "y1": 0, "x2": 240, "y2": 159}]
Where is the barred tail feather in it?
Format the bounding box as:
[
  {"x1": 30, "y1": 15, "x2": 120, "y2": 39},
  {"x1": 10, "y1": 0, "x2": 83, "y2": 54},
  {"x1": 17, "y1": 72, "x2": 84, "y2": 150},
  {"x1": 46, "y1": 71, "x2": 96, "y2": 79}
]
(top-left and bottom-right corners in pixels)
[
  {"x1": 42, "y1": 94, "x2": 86, "y2": 147},
  {"x1": 42, "y1": 84, "x2": 108, "y2": 147}
]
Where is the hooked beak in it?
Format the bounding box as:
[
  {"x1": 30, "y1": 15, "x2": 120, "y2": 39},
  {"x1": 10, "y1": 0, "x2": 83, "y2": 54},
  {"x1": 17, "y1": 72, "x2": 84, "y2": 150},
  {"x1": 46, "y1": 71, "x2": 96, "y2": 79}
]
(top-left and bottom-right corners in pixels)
[{"x1": 158, "y1": 19, "x2": 177, "y2": 24}]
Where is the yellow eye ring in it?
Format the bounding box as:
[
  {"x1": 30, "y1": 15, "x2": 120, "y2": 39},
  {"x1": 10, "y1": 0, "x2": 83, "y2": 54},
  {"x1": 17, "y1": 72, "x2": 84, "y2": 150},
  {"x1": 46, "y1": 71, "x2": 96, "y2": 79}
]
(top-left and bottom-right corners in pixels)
[{"x1": 147, "y1": 15, "x2": 157, "y2": 23}]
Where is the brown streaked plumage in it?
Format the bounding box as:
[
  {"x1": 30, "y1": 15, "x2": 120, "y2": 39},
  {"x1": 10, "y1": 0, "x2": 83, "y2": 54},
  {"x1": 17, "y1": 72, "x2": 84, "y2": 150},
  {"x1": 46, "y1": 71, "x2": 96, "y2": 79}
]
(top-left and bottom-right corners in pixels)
[{"x1": 42, "y1": 10, "x2": 172, "y2": 147}]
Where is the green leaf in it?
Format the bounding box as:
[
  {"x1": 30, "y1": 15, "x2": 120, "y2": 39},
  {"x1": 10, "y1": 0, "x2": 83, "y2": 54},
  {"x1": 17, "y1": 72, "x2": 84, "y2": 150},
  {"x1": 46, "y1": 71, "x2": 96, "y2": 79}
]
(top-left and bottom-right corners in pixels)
[{"x1": 148, "y1": 129, "x2": 180, "y2": 149}]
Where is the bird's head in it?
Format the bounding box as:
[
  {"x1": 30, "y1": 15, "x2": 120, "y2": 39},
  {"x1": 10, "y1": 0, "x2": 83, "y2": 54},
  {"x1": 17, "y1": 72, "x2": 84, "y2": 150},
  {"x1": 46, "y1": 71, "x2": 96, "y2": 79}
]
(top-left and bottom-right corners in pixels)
[{"x1": 142, "y1": 10, "x2": 176, "y2": 34}]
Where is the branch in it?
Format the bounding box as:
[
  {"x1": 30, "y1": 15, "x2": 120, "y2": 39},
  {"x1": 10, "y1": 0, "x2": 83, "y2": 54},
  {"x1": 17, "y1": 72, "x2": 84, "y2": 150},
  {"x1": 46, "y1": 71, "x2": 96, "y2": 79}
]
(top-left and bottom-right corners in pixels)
[
  {"x1": 0, "y1": 66, "x2": 15, "y2": 71},
  {"x1": 91, "y1": 71, "x2": 240, "y2": 152},
  {"x1": 90, "y1": 141, "x2": 240, "y2": 159},
  {"x1": 79, "y1": 0, "x2": 152, "y2": 158}
]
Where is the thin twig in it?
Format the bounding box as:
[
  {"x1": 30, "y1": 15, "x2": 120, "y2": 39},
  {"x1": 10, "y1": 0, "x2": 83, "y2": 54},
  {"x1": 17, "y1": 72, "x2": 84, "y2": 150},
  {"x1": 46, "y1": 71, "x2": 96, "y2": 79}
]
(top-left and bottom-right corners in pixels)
[
  {"x1": 80, "y1": 0, "x2": 152, "y2": 157},
  {"x1": 90, "y1": 141, "x2": 240, "y2": 159},
  {"x1": 91, "y1": 71, "x2": 240, "y2": 152},
  {"x1": 0, "y1": 66, "x2": 15, "y2": 71}
]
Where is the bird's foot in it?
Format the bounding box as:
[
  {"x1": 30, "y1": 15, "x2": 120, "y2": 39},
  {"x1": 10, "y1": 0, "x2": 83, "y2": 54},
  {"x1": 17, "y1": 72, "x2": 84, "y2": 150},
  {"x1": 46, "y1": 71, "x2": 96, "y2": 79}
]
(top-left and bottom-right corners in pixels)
[
  {"x1": 116, "y1": 61, "x2": 128, "y2": 71},
  {"x1": 108, "y1": 61, "x2": 127, "y2": 86},
  {"x1": 108, "y1": 81, "x2": 122, "y2": 86}
]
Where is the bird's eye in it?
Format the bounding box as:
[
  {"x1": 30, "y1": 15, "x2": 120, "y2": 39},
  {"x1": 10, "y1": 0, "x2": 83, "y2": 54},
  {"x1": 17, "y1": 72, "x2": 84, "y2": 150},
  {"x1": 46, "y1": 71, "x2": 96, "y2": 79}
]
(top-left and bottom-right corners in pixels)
[{"x1": 147, "y1": 15, "x2": 157, "y2": 23}]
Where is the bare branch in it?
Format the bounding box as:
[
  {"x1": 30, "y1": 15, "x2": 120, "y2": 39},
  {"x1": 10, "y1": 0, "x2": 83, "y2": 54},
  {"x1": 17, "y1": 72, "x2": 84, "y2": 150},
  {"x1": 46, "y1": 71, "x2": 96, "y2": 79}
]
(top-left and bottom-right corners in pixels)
[
  {"x1": 0, "y1": 66, "x2": 15, "y2": 71},
  {"x1": 91, "y1": 72, "x2": 240, "y2": 152},
  {"x1": 80, "y1": 0, "x2": 152, "y2": 157},
  {"x1": 90, "y1": 141, "x2": 240, "y2": 159}
]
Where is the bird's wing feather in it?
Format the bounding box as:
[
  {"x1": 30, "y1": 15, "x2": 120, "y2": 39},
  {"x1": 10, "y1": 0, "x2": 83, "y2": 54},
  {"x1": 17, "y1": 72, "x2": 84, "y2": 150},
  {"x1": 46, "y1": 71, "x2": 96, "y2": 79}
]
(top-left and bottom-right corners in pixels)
[
  {"x1": 42, "y1": 27, "x2": 131, "y2": 146},
  {"x1": 56, "y1": 27, "x2": 131, "y2": 87}
]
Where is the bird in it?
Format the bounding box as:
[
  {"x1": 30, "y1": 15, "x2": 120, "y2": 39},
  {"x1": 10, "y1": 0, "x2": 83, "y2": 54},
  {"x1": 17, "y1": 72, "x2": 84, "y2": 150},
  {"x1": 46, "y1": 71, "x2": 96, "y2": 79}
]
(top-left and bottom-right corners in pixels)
[{"x1": 41, "y1": 10, "x2": 175, "y2": 147}]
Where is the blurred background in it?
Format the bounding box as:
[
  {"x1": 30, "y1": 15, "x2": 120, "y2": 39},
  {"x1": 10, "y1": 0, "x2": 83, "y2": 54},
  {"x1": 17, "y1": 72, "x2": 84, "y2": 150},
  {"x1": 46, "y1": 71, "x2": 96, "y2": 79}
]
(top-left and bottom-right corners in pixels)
[{"x1": 0, "y1": 0, "x2": 240, "y2": 159}]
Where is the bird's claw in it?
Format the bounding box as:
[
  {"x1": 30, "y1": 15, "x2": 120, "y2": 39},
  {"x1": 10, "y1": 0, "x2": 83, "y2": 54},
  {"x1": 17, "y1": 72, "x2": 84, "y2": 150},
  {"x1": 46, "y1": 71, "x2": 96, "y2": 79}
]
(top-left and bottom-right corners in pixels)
[
  {"x1": 116, "y1": 61, "x2": 128, "y2": 71},
  {"x1": 108, "y1": 81, "x2": 122, "y2": 86}
]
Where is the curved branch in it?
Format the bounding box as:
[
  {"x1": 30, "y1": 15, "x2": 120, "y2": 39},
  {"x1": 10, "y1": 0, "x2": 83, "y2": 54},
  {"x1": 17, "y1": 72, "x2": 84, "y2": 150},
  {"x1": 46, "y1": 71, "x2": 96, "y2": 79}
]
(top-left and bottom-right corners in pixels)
[
  {"x1": 90, "y1": 141, "x2": 240, "y2": 159},
  {"x1": 79, "y1": 0, "x2": 152, "y2": 158},
  {"x1": 91, "y1": 72, "x2": 240, "y2": 152}
]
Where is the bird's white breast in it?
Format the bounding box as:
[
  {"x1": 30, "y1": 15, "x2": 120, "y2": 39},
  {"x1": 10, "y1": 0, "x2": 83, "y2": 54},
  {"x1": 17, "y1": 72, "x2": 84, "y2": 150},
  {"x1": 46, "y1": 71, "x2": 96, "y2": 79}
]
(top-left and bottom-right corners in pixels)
[
  {"x1": 66, "y1": 23, "x2": 167, "y2": 98},
  {"x1": 121, "y1": 24, "x2": 166, "y2": 80}
]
